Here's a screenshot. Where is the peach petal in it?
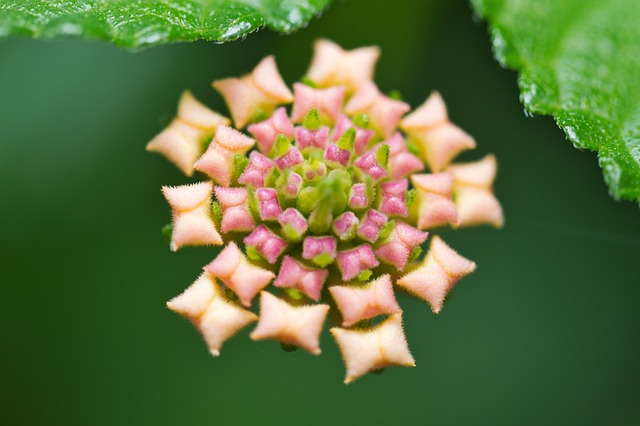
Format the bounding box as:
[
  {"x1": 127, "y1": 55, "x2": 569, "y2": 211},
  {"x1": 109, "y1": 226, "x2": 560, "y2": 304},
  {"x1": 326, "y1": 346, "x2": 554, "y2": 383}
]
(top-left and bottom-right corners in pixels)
[
  {"x1": 250, "y1": 292, "x2": 329, "y2": 355},
  {"x1": 329, "y1": 274, "x2": 401, "y2": 327},
  {"x1": 146, "y1": 119, "x2": 204, "y2": 176},
  {"x1": 177, "y1": 90, "x2": 230, "y2": 132},
  {"x1": 400, "y1": 91, "x2": 448, "y2": 131},
  {"x1": 167, "y1": 272, "x2": 257, "y2": 356},
  {"x1": 306, "y1": 39, "x2": 380, "y2": 93},
  {"x1": 162, "y1": 181, "x2": 213, "y2": 212},
  {"x1": 238, "y1": 151, "x2": 275, "y2": 188},
  {"x1": 331, "y1": 314, "x2": 415, "y2": 384},
  {"x1": 411, "y1": 172, "x2": 459, "y2": 229},
  {"x1": 412, "y1": 122, "x2": 476, "y2": 173},
  {"x1": 213, "y1": 56, "x2": 292, "y2": 129},
  {"x1": 357, "y1": 209, "x2": 388, "y2": 243},
  {"x1": 396, "y1": 236, "x2": 476, "y2": 313},
  {"x1": 375, "y1": 221, "x2": 428, "y2": 271},
  {"x1": 344, "y1": 81, "x2": 410, "y2": 137},
  {"x1": 204, "y1": 242, "x2": 275, "y2": 307},
  {"x1": 379, "y1": 179, "x2": 409, "y2": 217},
  {"x1": 194, "y1": 125, "x2": 254, "y2": 187},
  {"x1": 290, "y1": 83, "x2": 346, "y2": 123}
]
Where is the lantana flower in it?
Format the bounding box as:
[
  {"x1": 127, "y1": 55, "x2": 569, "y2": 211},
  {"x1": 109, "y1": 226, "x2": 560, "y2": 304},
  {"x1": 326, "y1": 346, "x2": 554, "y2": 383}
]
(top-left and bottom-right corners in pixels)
[{"x1": 149, "y1": 40, "x2": 504, "y2": 384}]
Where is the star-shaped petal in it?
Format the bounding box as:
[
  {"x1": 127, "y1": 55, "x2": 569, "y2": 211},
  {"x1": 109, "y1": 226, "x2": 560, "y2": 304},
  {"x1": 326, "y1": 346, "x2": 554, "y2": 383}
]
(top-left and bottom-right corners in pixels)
[
  {"x1": 250, "y1": 291, "x2": 330, "y2": 355},
  {"x1": 336, "y1": 244, "x2": 379, "y2": 281},
  {"x1": 290, "y1": 83, "x2": 346, "y2": 124},
  {"x1": 147, "y1": 92, "x2": 230, "y2": 176},
  {"x1": 410, "y1": 172, "x2": 459, "y2": 229},
  {"x1": 204, "y1": 242, "x2": 275, "y2": 307},
  {"x1": 194, "y1": 125, "x2": 255, "y2": 187},
  {"x1": 448, "y1": 154, "x2": 504, "y2": 228},
  {"x1": 214, "y1": 187, "x2": 255, "y2": 233},
  {"x1": 400, "y1": 92, "x2": 476, "y2": 172},
  {"x1": 329, "y1": 274, "x2": 402, "y2": 327},
  {"x1": 306, "y1": 39, "x2": 380, "y2": 93},
  {"x1": 375, "y1": 221, "x2": 428, "y2": 271},
  {"x1": 162, "y1": 181, "x2": 223, "y2": 251},
  {"x1": 331, "y1": 313, "x2": 415, "y2": 384},
  {"x1": 344, "y1": 81, "x2": 410, "y2": 137},
  {"x1": 167, "y1": 272, "x2": 257, "y2": 356},
  {"x1": 396, "y1": 236, "x2": 476, "y2": 313},
  {"x1": 213, "y1": 56, "x2": 293, "y2": 128}
]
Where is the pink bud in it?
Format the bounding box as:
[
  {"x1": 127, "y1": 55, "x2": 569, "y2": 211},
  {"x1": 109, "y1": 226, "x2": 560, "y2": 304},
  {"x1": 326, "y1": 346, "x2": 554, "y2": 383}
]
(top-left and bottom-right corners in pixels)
[
  {"x1": 375, "y1": 221, "x2": 428, "y2": 271},
  {"x1": 348, "y1": 184, "x2": 369, "y2": 210},
  {"x1": 194, "y1": 125, "x2": 255, "y2": 187},
  {"x1": 247, "y1": 107, "x2": 295, "y2": 154},
  {"x1": 204, "y1": 242, "x2": 276, "y2": 307},
  {"x1": 336, "y1": 244, "x2": 379, "y2": 281},
  {"x1": 274, "y1": 256, "x2": 329, "y2": 301},
  {"x1": 324, "y1": 143, "x2": 351, "y2": 168},
  {"x1": 357, "y1": 209, "x2": 388, "y2": 243},
  {"x1": 255, "y1": 188, "x2": 282, "y2": 221},
  {"x1": 344, "y1": 81, "x2": 410, "y2": 137},
  {"x1": 275, "y1": 147, "x2": 304, "y2": 170},
  {"x1": 378, "y1": 179, "x2": 409, "y2": 217},
  {"x1": 238, "y1": 151, "x2": 275, "y2": 188},
  {"x1": 278, "y1": 208, "x2": 309, "y2": 241},
  {"x1": 354, "y1": 152, "x2": 388, "y2": 181},
  {"x1": 329, "y1": 274, "x2": 401, "y2": 327},
  {"x1": 214, "y1": 187, "x2": 255, "y2": 233},
  {"x1": 302, "y1": 236, "x2": 337, "y2": 265},
  {"x1": 332, "y1": 211, "x2": 359, "y2": 241},
  {"x1": 282, "y1": 172, "x2": 303, "y2": 199},
  {"x1": 291, "y1": 83, "x2": 346, "y2": 123},
  {"x1": 331, "y1": 115, "x2": 375, "y2": 155},
  {"x1": 244, "y1": 224, "x2": 288, "y2": 264},
  {"x1": 296, "y1": 126, "x2": 330, "y2": 150}
]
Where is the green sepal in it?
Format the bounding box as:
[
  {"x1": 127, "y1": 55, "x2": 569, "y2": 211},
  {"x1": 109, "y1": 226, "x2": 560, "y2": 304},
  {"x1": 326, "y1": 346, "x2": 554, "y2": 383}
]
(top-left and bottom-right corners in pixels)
[
  {"x1": 312, "y1": 252, "x2": 334, "y2": 267},
  {"x1": 303, "y1": 109, "x2": 322, "y2": 130},
  {"x1": 336, "y1": 128, "x2": 356, "y2": 151},
  {"x1": 388, "y1": 90, "x2": 403, "y2": 101},
  {"x1": 308, "y1": 203, "x2": 333, "y2": 234},
  {"x1": 357, "y1": 270, "x2": 372, "y2": 281},
  {"x1": 161, "y1": 224, "x2": 173, "y2": 244},
  {"x1": 300, "y1": 77, "x2": 318, "y2": 88},
  {"x1": 409, "y1": 246, "x2": 423, "y2": 262},
  {"x1": 378, "y1": 220, "x2": 396, "y2": 241},
  {"x1": 245, "y1": 245, "x2": 263, "y2": 262},
  {"x1": 376, "y1": 144, "x2": 390, "y2": 168},
  {"x1": 211, "y1": 201, "x2": 223, "y2": 223},
  {"x1": 406, "y1": 189, "x2": 416, "y2": 207},
  {"x1": 275, "y1": 134, "x2": 292, "y2": 157},
  {"x1": 353, "y1": 113, "x2": 370, "y2": 129},
  {"x1": 284, "y1": 287, "x2": 305, "y2": 301}
]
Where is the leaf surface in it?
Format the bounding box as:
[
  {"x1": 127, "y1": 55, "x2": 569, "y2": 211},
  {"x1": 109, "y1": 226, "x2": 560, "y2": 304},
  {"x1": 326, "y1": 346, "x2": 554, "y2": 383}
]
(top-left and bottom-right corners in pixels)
[
  {"x1": 473, "y1": 0, "x2": 640, "y2": 202},
  {"x1": 0, "y1": 0, "x2": 330, "y2": 48}
]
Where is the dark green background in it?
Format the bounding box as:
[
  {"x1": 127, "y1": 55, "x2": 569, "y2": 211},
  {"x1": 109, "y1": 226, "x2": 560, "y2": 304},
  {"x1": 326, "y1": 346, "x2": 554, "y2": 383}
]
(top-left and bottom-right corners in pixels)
[{"x1": 2, "y1": 1, "x2": 639, "y2": 424}]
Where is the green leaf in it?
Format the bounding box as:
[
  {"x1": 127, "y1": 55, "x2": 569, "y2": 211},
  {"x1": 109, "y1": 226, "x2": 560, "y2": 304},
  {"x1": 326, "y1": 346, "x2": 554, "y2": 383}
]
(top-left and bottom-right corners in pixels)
[
  {"x1": 0, "y1": 0, "x2": 331, "y2": 48},
  {"x1": 472, "y1": 0, "x2": 640, "y2": 202}
]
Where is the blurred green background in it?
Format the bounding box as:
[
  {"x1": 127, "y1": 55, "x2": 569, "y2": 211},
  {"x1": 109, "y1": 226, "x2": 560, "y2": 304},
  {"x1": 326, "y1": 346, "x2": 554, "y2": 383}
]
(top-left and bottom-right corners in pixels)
[{"x1": 2, "y1": 0, "x2": 640, "y2": 425}]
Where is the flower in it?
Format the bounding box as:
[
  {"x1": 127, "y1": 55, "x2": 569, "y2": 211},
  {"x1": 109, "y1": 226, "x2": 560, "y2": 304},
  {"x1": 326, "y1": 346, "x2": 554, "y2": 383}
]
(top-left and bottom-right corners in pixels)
[{"x1": 152, "y1": 40, "x2": 503, "y2": 383}]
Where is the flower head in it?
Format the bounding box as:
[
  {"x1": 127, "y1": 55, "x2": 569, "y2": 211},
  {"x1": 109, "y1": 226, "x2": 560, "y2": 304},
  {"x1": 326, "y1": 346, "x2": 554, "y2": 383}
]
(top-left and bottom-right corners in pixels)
[{"x1": 151, "y1": 40, "x2": 503, "y2": 383}]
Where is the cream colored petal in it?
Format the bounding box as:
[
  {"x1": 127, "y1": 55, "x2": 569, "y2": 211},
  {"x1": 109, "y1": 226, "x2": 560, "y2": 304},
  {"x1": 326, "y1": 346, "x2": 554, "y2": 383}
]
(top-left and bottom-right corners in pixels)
[
  {"x1": 449, "y1": 154, "x2": 497, "y2": 188},
  {"x1": 162, "y1": 181, "x2": 213, "y2": 211},
  {"x1": 166, "y1": 272, "x2": 217, "y2": 318},
  {"x1": 177, "y1": 90, "x2": 230, "y2": 132},
  {"x1": 413, "y1": 122, "x2": 476, "y2": 172},
  {"x1": 146, "y1": 120, "x2": 204, "y2": 176},
  {"x1": 198, "y1": 291, "x2": 258, "y2": 356},
  {"x1": 251, "y1": 55, "x2": 294, "y2": 102},
  {"x1": 400, "y1": 91, "x2": 448, "y2": 131},
  {"x1": 397, "y1": 236, "x2": 476, "y2": 313},
  {"x1": 250, "y1": 292, "x2": 329, "y2": 355},
  {"x1": 331, "y1": 314, "x2": 415, "y2": 384},
  {"x1": 329, "y1": 274, "x2": 401, "y2": 327},
  {"x1": 454, "y1": 187, "x2": 504, "y2": 228},
  {"x1": 171, "y1": 204, "x2": 223, "y2": 251}
]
